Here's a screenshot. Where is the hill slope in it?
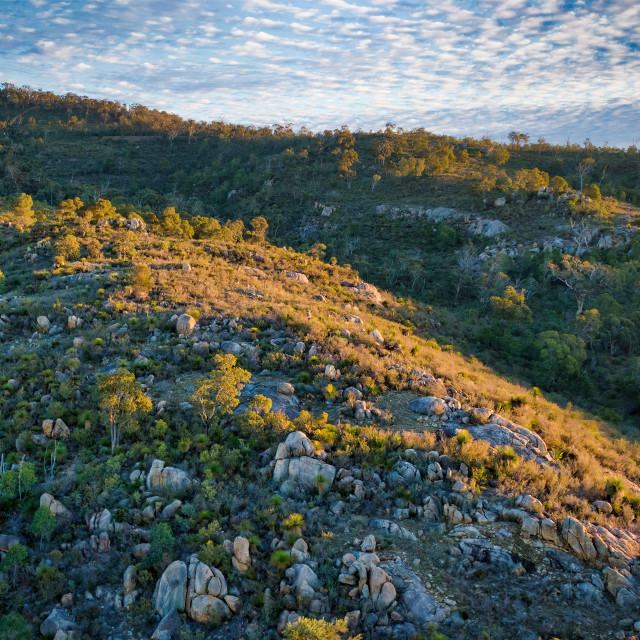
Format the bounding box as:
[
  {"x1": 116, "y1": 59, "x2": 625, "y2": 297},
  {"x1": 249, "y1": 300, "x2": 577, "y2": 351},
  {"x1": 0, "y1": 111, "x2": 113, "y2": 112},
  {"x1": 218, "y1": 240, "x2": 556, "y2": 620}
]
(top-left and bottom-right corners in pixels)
[
  {"x1": 2, "y1": 85, "x2": 640, "y2": 430},
  {"x1": 0, "y1": 201, "x2": 639, "y2": 638}
]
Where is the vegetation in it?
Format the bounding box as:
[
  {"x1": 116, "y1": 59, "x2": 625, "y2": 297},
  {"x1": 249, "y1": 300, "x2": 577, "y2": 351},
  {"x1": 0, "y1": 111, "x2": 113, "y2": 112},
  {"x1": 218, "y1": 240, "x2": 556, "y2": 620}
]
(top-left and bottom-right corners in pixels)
[{"x1": 0, "y1": 85, "x2": 638, "y2": 639}]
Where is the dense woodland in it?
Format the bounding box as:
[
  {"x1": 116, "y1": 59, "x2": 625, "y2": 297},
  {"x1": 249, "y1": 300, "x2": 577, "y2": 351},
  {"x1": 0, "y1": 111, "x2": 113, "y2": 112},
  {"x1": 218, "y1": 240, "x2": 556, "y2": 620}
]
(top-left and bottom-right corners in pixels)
[{"x1": 2, "y1": 84, "x2": 640, "y2": 429}]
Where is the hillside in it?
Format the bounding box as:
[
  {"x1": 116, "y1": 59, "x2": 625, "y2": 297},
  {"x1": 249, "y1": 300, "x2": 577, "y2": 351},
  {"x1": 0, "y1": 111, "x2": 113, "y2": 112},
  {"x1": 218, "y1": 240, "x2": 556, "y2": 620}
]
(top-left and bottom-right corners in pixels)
[
  {"x1": 3, "y1": 85, "x2": 640, "y2": 433},
  {"x1": 0, "y1": 193, "x2": 639, "y2": 639}
]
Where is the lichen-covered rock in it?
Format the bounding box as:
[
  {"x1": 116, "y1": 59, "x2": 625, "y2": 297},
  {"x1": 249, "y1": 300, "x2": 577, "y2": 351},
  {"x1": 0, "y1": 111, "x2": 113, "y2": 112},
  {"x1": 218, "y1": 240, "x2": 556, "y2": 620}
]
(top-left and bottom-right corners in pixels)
[
  {"x1": 0, "y1": 534, "x2": 20, "y2": 552},
  {"x1": 89, "y1": 508, "x2": 113, "y2": 533},
  {"x1": 176, "y1": 314, "x2": 196, "y2": 336},
  {"x1": 281, "y1": 457, "x2": 337, "y2": 496},
  {"x1": 36, "y1": 315, "x2": 51, "y2": 333},
  {"x1": 40, "y1": 609, "x2": 75, "y2": 636},
  {"x1": 153, "y1": 561, "x2": 188, "y2": 616},
  {"x1": 194, "y1": 562, "x2": 213, "y2": 595},
  {"x1": 232, "y1": 536, "x2": 250, "y2": 573},
  {"x1": 271, "y1": 431, "x2": 337, "y2": 496},
  {"x1": 123, "y1": 566, "x2": 137, "y2": 593},
  {"x1": 207, "y1": 567, "x2": 228, "y2": 597},
  {"x1": 285, "y1": 563, "x2": 320, "y2": 599},
  {"x1": 162, "y1": 500, "x2": 183, "y2": 518},
  {"x1": 152, "y1": 610, "x2": 182, "y2": 640},
  {"x1": 40, "y1": 493, "x2": 72, "y2": 518},
  {"x1": 368, "y1": 519, "x2": 418, "y2": 542},
  {"x1": 146, "y1": 459, "x2": 192, "y2": 493},
  {"x1": 190, "y1": 595, "x2": 230, "y2": 623},
  {"x1": 43, "y1": 418, "x2": 70, "y2": 440},
  {"x1": 562, "y1": 517, "x2": 597, "y2": 561},
  {"x1": 285, "y1": 272, "x2": 309, "y2": 284},
  {"x1": 237, "y1": 380, "x2": 301, "y2": 419}
]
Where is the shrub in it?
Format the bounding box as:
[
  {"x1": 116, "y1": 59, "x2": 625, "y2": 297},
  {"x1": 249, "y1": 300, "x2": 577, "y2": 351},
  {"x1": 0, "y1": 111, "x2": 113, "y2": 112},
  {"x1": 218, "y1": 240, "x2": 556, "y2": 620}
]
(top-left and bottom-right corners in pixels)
[
  {"x1": 144, "y1": 522, "x2": 174, "y2": 570},
  {"x1": 606, "y1": 478, "x2": 624, "y2": 500},
  {"x1": 270, "y1": 550, "x2": 292, "y2": 571},
  {"x1": 282, "y1": 513, "x2": 304, "y2": 531},
  {"x1": 0, "y1": 613, "x2": 31, "y2": 640},
  {"x1": 283, "y1": 616, "x2": 360, "y2": 640},
  {"x1": 31, "y1": 505, "x2": 56, "y2": 549}
]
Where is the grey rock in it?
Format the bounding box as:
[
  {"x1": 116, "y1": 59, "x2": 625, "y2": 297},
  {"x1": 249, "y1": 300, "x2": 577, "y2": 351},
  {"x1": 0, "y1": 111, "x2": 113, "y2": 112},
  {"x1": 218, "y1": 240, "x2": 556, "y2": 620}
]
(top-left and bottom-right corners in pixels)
[
  {"x1": 152, "y1": 610, "x2": 182, "y2": 640},
  {"x1": 40, "y1": 609, "x2": 75, "y2": 637},
  {"x1": 190, "y1": 595, "x2": 230, "y2": 623},
  {"x1": 153, "y1": 560, "x2": 188, "y2": 616},
  {"x1": 408, "y1": 396, "x2": 448, "y2": 416}
]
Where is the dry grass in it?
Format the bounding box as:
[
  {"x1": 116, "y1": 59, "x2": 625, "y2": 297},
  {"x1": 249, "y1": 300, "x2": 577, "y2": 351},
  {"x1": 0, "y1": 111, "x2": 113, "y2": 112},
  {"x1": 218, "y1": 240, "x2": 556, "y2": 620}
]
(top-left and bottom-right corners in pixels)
[{"x1": 100, "y1": 233, "x2": 640, "y2": 525}]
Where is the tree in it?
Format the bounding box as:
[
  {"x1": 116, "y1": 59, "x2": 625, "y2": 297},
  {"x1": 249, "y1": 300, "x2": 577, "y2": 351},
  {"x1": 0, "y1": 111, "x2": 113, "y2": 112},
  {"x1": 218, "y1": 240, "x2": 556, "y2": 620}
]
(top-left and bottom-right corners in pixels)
[
  {"x1": 31, "y1": 505, "x2": 56, "y2": 550},
  {"x1": 456, "y1": 149, "x2": 469, "y2": 164},
  {"x1": 283, "y1": 616, "x2": 361, "y2": 640},
  {"x1": 576, "y1": 157, "x2": 595, "y2": 192},
  {"x1": 490, "y1": 286, "x2": 532, "y2": 324},
  {"x1": 112, "y1": 230, "x2": 137, "y2": 260},
  {"x1": 0, "y1": 544, "x2": 28, "y2": 585},
  {"x1": 249, "y1": 216, "x2": 268, "y2": 243},
  {"x1": 81, "y1": 198, "x2": 115, "y2": 221},
  {"x1": 97, "y1": 368, "x2": 152, "y2": 454},
  {"x1": 0, "y1": 458, "x2": 37, "y2": 500},
  {"x1": 534, "y1": 331, "x2": 586, "y2": 388},
  {"x1": 191, "y1": 354, "x2": 251, "y2": 434},
  {"x1": 144, "y1": 522, "x2": 174, "y2": 570},
  {"x1": 192, "y1": 216, "x2": 221, "y2": 239},
  {"x1": 335, "y1": 148, "x2": 358, "y2": 188},
  {"x1": 86, "y1": 238, "x2": 102, "y2": 260},
  {"x1": 371, "y1": 174, "x2": 381, "y2": 191},
  {"x1": 584, "y1": 183, "x2": 601, "y2": 201},
  {"x1": 306, "y1": 243, "x2": 326, "y2": 260},
  {"x1": 160, "y1": 207, "x2": 187, "y2": 237},
  {"x1": 53, "y1": 234, "x2": 81, "y2": 263},
  {"x1": 453, "y1": 243, "x2": 478, "y2": 304},
  {"x1": 550, "y1": 175, "x2": 569, "y2": 192},
  {"x1": 492, "y1": 147, "x2": 510, "y2": 165},
  {"x1": 547, "y1": 254, "x2": 607, "y2": 315},
  {"x1": 508, "y1": 131, "x2": 530, "y2": 148},
  {"x1": 11, "y1": 193, "x2": 35, "y2": 231},
  {"x1": 130, "y1": 264, "x2": 153, "y2": 296},
  {"x1": 514, "y1": 167, "x2": 549, "y2": 192}
]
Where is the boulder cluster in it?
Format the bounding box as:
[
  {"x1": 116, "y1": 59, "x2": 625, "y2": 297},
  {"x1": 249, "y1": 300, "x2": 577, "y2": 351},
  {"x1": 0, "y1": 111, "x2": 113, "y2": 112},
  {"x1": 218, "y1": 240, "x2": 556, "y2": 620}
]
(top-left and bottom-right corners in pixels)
[
  {"x1": 268, "y1": 431, "x2": 337, "y2": 497},
  {"x1": 152, "y1": 555, "x2": 240, "y2": 627}
]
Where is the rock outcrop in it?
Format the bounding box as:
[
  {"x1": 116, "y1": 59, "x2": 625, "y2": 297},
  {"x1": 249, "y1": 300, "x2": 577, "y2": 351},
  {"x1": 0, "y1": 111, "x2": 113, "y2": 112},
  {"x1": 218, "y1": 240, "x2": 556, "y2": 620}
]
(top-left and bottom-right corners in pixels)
[
  {"x1": 338, "y1": 537, "x2": 397, "y2": 611},
  {"x1": 270, "y1": 431, "x2": 336, "y2": 496},
  {"x1": 153, "y1": 555, "x2": 237, "y2": 625},
  {"x1": 42, "y1": 418, "x2": 70, "y2": 440},
  {"x1": 146, "y1": 459, "x2": 192, "y2": 493}
]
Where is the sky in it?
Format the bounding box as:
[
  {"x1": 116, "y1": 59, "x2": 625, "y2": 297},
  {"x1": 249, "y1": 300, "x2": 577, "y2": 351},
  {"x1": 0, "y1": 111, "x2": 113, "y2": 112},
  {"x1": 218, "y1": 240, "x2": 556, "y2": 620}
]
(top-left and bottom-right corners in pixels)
[{"x1": 1, "y1": 0, "x2": 639, "y2": 146}]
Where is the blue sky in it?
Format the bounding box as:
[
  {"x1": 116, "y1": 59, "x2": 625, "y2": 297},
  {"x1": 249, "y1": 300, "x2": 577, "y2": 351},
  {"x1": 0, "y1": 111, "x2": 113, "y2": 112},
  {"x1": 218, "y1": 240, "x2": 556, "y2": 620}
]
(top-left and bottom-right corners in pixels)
[{"x1": 1, "y1": 0, "x2": 639, "y2": 146}]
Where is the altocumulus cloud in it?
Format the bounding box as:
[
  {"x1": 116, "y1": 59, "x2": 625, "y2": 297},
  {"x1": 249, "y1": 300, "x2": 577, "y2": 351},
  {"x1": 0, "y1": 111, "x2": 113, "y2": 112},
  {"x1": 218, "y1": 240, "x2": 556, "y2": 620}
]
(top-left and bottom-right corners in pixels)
[{"x1": 0, "y1": 0, "x2": 638, "y2": 145}]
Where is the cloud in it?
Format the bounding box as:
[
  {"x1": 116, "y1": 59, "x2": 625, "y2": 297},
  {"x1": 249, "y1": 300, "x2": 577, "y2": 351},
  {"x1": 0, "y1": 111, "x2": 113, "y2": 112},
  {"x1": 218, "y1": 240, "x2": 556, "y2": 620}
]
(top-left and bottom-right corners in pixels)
[
  {"x1": 34, "y1": 39, "x2": 78, "y2": 59},
  {"x1": 1, "y1": 0, "x2": 639, "y2": 145}
]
